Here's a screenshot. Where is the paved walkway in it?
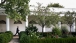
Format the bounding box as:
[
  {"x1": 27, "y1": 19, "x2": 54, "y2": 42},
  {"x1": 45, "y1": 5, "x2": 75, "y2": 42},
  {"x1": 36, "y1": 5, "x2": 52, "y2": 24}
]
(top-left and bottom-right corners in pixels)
[{"x1": 9, "y1": 36, "x2": 19, "y2": 43}]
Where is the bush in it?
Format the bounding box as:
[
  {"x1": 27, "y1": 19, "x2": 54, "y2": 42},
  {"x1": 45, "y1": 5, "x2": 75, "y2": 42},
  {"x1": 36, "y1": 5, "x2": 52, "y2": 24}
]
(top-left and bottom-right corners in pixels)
[
  {"x1": 71, "y1": 32, "x2": 76, "y2": 37},
  {"x1": 38, "y1": 32, "x2": 52, "y2": 37},
  {"x1": 19, "y1": 31, "x2": 76, "y2": 43},
  {"x1": 52, "y1": 27, "x2": 61, "y2": 37},
  {"x1": 19, "y1": 31, "x2": 26, "y2": 39},
  {"x1": 0, "y1": 34, "x2": 8, "y2": 43},
  {"x1": 0, "y1": 31, "x2": 13, "y2": 43},
  {"x1": 25, "y1": 25, "x2": 39, "y2": 38},
  {"x1": 25, "y1": 25, "x2": 38, "y2": 35},
  {"x1": 61, "y1": 26, "x2": 69, "y2": 38},
  {"x1": 20, "y1": 33, "x2": 32, "y2": 43},
  {"x1": 61, "y1": 26, "x2": 69, "y2": 35},
  {"x1": 5, "y1": 31, "x2": 13, "y2": 41},
  {"x1": 30, "y1": 38, "x2": 76, "y2": 43},
  {"x1": 19, "y1": 31, "x2": 39, "y2": 43}
]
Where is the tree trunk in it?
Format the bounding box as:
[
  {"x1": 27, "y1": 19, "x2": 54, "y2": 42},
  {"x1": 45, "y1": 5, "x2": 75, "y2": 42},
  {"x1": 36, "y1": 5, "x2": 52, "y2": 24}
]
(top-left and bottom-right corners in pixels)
[
  {"x1": 42, "y1": 25, "x2": 44, "y2": 37},
  {"x1": 69, "y1": 25, "x2": 72, "y2": 35}
]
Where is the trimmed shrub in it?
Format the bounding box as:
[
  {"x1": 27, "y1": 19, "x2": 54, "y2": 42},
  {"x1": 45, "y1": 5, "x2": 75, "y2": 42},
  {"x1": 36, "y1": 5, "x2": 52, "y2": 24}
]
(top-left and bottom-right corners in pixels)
[
  {"x1": 30, "y1": 38, "x2": 76, "y2": 43},
  {"x1": 19, "y1": 31, "x2": 26, "y2": 39},
  {"x1": 20, "y1": 33, "x2": 31, "y2": 43},
  {"x1": 19, "y1": 31, "x2": 76, "y2": 43},
  {"x1": 0, "y1": 34, "x2": 8, "y2": 43},
  {"x1": 71, "y1": 32, "x2": 76, "y2": 37},
  {"x1": 5, "y1": 31, "x2": 13, "y2": 41},
  {"x1": 0, "y1": 31, "x2": 13, "y2": 43},
  {"x1": 38, "y1": 32, "x2": 52, "y2": 37}
]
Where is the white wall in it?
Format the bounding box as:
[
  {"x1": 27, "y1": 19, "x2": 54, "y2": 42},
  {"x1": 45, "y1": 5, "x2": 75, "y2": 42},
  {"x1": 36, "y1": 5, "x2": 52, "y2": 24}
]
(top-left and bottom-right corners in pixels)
[
  {"x1": 0, "y1": 15, "x2": 26, "y2": 34},
  {"x1": 0, "y1": 15, "x2": 6, "y2": 32},
  {"x1": 0, "y1": 15, "x2": 75, "y2": 35},
  {"x1": 33, "y1": 24, "x2": 53, "y2": 32},
  {"x1": 33, "y1": 24, "x2": 72, "y2": 32},
  {"x1": 10, "y1": 19, "x2": 26, "y2": 35}
]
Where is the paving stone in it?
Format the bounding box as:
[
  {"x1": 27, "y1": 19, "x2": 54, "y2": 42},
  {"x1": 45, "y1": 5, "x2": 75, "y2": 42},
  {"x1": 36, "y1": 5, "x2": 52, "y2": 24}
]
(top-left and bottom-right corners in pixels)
[{"x1": 9, "y1": 36, "x2": 19, "y2": 43}]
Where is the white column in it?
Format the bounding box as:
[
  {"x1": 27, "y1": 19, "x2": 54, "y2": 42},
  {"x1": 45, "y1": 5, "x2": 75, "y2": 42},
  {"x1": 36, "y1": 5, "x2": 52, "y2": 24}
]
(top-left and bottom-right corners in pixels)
[
  {"x1": 71, "y1": 18, "x2": 75, "y2": 32},
  {"x1": 73, "y1": 21, "x2": 75, "y2": 32},
  {"x1": 25, "y1": 15, "x2": 28, "y2": 27},
  {"x1": 71, "y1": 14, "x2": 75, "y2": 32},
  {"x1": 43, "y1": 26, "x2": 45, "y2": 32},
  {"x1": 6, "y1": 17, "x2": 10, "y2": 31},
  {"x1": 58, "y1": 21, "x2": 61, "y2": 29}
]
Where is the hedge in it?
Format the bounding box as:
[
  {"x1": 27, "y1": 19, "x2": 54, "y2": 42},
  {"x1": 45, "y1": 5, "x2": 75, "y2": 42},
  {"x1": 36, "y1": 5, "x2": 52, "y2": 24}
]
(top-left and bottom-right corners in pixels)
[
  {"x1": 0, "y1": 31, "x2": 13, "y2": 43},
  {"x1": 29, "y1": 38, "x2": 76, "y2": 43},
  {"x1": 19, "y1": 31, "x2": 76, "y2": 43},
  {"x1": 20, "y1": 33, "x2": 31, "y2": 43},
  {"x1": 19, "y1": 31, "x2": 26, "y2": 39},
  {"x1": 0, "y1": 34, "x2": 8, "y2": 43},
  {"x1": 5, "y1": 31, "x2": 13, "y2": 41},
  {"x1": 37, "y1": 32, "x2": 52, "y2": 37}
]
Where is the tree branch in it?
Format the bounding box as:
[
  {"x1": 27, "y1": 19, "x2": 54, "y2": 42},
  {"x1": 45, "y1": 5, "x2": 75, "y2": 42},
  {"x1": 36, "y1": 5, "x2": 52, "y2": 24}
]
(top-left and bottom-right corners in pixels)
[{"x1": 0, "y1": 0, "x2": 6, "y2": 6}]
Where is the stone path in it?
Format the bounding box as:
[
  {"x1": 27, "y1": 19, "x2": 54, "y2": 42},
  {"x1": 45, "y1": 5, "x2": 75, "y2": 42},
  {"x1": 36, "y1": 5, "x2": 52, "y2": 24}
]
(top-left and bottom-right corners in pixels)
[{"x1": 9, "y1": 36, "x2": 19, "y2": 43}]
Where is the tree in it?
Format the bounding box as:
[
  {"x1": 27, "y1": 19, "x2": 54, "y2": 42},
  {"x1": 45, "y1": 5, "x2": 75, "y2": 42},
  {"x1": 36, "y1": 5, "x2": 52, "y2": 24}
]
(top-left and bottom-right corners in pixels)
[
  {"x1": 0, "y1": 0, "x2": 30, "y2": 21},
  {"x1": 61, "y1": 11, "x2": 76, "y2": 33},
  {"x1": 33, "y1": 3, "x2": 60, "y2": 36},
  {"x1": 47, "y1": 3, "x2": 64, "y2": 8},
  {"x1": 47, "y1": 3, "x2": 64, "y2": 29}
]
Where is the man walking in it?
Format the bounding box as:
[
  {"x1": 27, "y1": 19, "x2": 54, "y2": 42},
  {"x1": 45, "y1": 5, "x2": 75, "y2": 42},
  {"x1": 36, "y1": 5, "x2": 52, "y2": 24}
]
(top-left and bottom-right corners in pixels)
[{"x1": 15, "y1": 26, "x2": 19, "y2": 36}]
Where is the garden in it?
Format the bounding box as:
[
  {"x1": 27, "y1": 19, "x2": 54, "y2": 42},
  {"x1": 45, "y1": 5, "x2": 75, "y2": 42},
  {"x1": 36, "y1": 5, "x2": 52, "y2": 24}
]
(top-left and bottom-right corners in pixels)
[
  {"x1": 19, "y1": 25, "x2": 76, "y2": 43},
  {"x1": 19, "y1": 3, "x2": 76, "y2": 43},
  {"x1": 0, "y1": 0, "x2": 76, "y2": 43}
]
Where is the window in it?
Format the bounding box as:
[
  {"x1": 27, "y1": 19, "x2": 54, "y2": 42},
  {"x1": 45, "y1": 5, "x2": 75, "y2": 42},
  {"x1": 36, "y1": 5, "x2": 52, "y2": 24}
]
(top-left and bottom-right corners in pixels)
[
  {"x1": 14, "y1": 20, "x2": 22, "y2": 24},
  {"x1": 29, "y1": 20, "x2": 37, "y2": 24},
  {"x1": 0, "y1": 20, "x2": 6, "y2": 24}
]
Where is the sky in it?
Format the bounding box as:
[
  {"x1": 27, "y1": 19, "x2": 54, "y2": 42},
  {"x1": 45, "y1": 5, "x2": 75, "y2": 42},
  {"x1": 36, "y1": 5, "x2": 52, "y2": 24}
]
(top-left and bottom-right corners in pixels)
[
  {"x1": 29, "y1": 0, "x2": 76, "y2": 8},
  {"x1": 0, "y1": 0, "x2": 76, "y2": 8}
]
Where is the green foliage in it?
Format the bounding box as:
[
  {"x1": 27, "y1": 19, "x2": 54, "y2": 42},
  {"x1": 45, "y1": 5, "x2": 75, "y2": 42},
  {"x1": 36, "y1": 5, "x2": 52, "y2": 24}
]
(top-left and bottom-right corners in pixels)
[
  {"x1": 61, "y1": 26, "x2": 69, "y2": 35},
  {"x1": 5, "y1": 31, "x2": 13, "y2": 41},
  {"x1": 47, "y1": 14, "x2": 60, "y2": 26},
  {"x1": 29, "y1": 20, "x2": 37, "y2": 24},
  {"x1": 0, "y1": 0, "x2": 30, "y2": 21},
  {"x1": 25, "y1": 25, "x2": 39, "y2": 39},
  {"x1": 52, "y1": 27, "x2": 61, "y2": 36},
  {"x1": 61, "y1": 14, "x2": 74, "y2": 24},
  {"x1": 20, "y1": 37, "x2": 76, "y2": 43},
  {"x1": 38, "y1": 32, "x2": 52, "y2": 37},
  {"x1": 19, "y1": 31, "x2": 76, "y2": 43},
  {"x1": 61, "y1": 11, "x2": 75, "y2": 33},
  {"x1": 19, "y1": 31, "x2": 26, "y2": 39},
  {"x1": 0, "y1": 31, "x2": 13, "y2": 43},
  {"x1": 20, "y1": 33, "x2": 30, "y2": 43},
  {"x1": 0, "y1": 34, "x2": 8, "y2": 43},
  {"x1": 47, "y1": 3, "x2": 64, "y2": 8},
  {"x1": 25, "y1": 24, "x2": 38, "y2": 35},
  {"x1": 71, "y1": 32, "x2": 76, "y2": 37},
  {"x1": 33, "y1": 3, "x2": 60, "y2": 36},
  {"x1": 19, "y1": 26, "x2": 39, "y2": 43},
  {"x1": 19, "y1": 31, "x2": 39, "y2": 43}
]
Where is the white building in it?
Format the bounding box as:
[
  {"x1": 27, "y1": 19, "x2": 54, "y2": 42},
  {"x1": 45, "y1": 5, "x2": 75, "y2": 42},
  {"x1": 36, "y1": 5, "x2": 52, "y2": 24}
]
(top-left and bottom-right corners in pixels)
[{"x1": 0, "y1": 5, "x2": 76, "y2": 35}]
